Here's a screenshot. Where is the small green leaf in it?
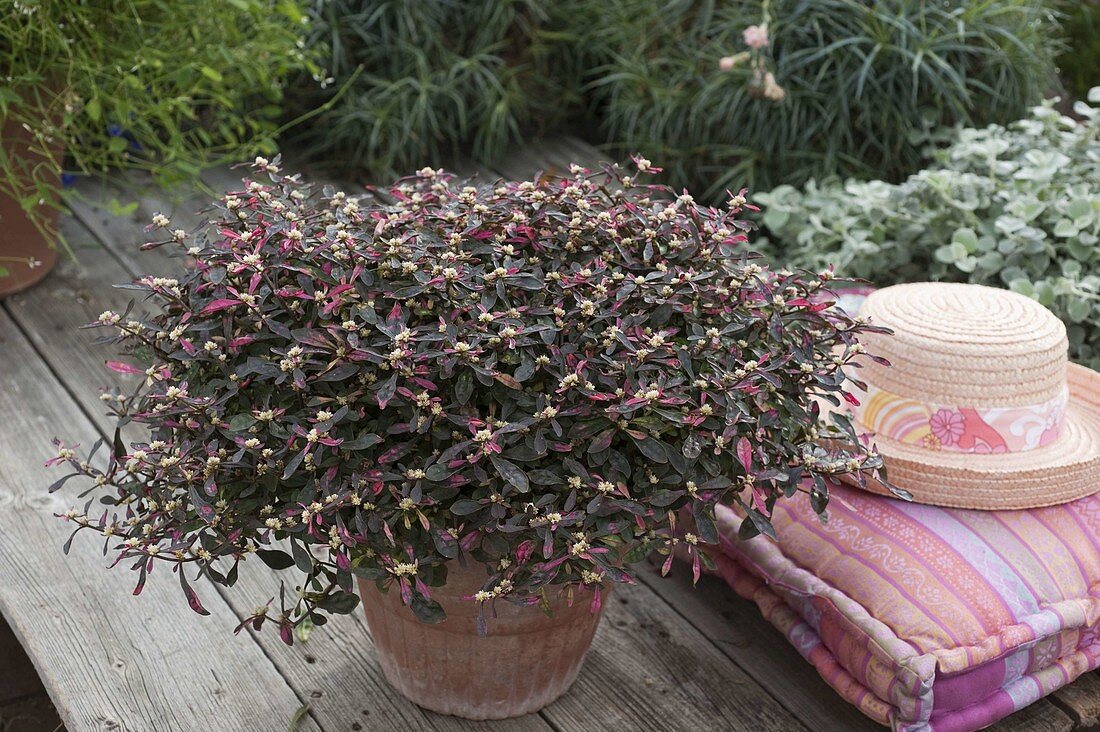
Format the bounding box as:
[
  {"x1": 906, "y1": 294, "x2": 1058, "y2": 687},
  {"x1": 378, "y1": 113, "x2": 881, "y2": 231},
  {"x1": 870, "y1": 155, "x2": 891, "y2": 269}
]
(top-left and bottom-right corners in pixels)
[
  {"x1": 737, "y1": 517, "x2": 760, "y2": 540},
  {"x1": 1066, "y1": 199, "x2": 1092, "y2": 220},
  {"x1": 1053, "y1": 219, "x2": 1078, "y2": 238},
  {"x1": 228, "y1": 413, "x2": 256, "y2": 431},
  {"x1": 410, "y1": 595, "x2": 446, "y2": 624},
  {"x1": 490, "y1": 456, "x2": 529, "y2": 493},
  {"x1": 291, "y1": 540, "x2": 314, "y2": 574},
  {"x1": 288, "y1": 703, "x2": 310, "y2": 732},
  {"x1": 934, "y1": 245, "x2": 957, "y2": 264},
  {"x1": 1033, "y1": 281, "x2": 1055, "y2": 307},
  {"x1": 425, "y1": 463, "x2": 453, "y2": 481},
  {"x1": 1067, "y1": 298, "x2": 1092, "y2": 323},
  {"x1": 955, "y1": 255, "x2": 977, "y2": 273},
  {"x1": 952, "y1": 227, "x2": 978, "y2": 251},
  {"x1": 319, "y1": 590, "x2": 360, "y2": 614},
  {"x1": 1008, "y1": 279, "x2": 1034, "y2": 297},
  {"x1": 1066, "y1": 239, "x2": 1092, "y2": 260},
  {"x1": 629, "y1": 432, "x2": 668, "y2": 463},
  {"x1": 450, "y1": 499, "x2": 482, "y2": 515},
  {"x1": 256, "y1": 549, "x2": 295, "y2": 570},
  {"x1": 527, "y1": 468, "x2": 562, "y2": 486}
]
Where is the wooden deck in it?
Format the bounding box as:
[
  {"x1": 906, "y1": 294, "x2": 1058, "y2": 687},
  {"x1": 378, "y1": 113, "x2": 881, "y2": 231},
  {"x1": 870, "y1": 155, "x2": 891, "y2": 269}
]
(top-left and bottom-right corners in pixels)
[{"x1": 1, "y1": 137, "x2": 1098, "y2": 732}]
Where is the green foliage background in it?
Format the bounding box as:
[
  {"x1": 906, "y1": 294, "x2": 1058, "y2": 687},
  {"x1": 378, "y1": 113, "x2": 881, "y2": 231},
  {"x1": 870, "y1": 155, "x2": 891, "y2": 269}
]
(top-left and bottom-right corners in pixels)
[
  {"x1": 1057, "y1": 1, "x2": 1100, "y2": 99},
  {"x1": 284, "y1": 0, "x2": 582, "y2": 174},
  {"x1": 0, "y1": 0, "x2": 316, "y2": 234},
  {"x1": 289, "y1": 0, "x2": 1061, "y2": 197},
  {"x1": 586, "y1": 0, "x2": 1060, "y2": 196}
]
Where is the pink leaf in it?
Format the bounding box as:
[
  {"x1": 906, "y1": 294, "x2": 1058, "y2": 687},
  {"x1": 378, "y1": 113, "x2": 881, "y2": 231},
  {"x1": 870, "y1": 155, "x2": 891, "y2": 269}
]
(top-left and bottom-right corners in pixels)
[
  {"x1": 386, "y1": 302, "x2": 403, "y2": 328},
  {"x1": 736, "y1": 437, "x2": 753, "y2": 472},
  {"x1": 199, "y1": 298, "x2": 240, "y2": 316},
  {"x1": 105, "y1": 360, "x2": 143, "y2": 375},
  {"x1": 752, "y1": 487, "x2": 768, "y2": 513},
  {"x1": 589, "y1": 586, "x2": 603, "y2": 613},
  {"x1": 515, "y1": 540, "x2": 534, "y2": 564},
  {"x1": 377, "y1": 444, "x2": 403, "y2": 465},
  {"x1": 182, "y1": 582, "x2": 210, "y2": 616}
]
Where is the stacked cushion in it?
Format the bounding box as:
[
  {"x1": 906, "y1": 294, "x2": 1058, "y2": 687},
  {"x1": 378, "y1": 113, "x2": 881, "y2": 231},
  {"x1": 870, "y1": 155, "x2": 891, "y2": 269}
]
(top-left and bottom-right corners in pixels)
[{"x1": 711, "y1": 482, "x2": 1100, "y2": 731}]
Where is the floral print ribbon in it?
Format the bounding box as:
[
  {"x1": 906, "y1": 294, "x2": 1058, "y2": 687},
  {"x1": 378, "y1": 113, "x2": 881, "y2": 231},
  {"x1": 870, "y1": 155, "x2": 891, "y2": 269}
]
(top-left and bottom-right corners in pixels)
[{"x1": 852, "y1": 384, "x2": 1067, "y2": 453}]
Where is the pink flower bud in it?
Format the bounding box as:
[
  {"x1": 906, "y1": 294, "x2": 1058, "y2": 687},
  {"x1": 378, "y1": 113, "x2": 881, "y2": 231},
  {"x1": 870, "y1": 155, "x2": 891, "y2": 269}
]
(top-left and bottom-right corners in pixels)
[
  {"x1": 719, "y1": 56, "x2": 736, "y2": 72},
  {"x1": 742, "y1": 24, "x2": 769, "y2": 50}
]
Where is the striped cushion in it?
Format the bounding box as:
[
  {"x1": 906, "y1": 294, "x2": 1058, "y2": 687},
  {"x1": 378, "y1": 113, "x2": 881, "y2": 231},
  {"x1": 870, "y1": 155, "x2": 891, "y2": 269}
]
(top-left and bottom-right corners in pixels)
[{"x1": 712, "y1": 481, "x2": 1100, "y2": 731}]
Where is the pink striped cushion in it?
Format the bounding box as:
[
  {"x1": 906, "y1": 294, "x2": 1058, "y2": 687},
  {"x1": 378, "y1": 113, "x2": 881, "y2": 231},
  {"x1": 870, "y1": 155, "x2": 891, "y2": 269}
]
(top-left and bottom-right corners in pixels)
[{"x1": 712, "y1": 481, "x2": 1100, "y2": 731}]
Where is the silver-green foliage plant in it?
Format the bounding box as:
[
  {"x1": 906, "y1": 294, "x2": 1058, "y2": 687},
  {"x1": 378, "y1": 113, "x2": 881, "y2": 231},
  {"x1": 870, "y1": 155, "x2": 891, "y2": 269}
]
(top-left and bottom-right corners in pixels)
[{"x1": 758, "y1": 91, "x2": 1100, "y2": 367}]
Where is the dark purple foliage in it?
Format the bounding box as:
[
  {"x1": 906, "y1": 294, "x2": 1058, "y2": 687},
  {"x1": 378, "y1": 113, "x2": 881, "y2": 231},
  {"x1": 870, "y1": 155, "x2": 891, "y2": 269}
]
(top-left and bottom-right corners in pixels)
[{"x1": 47, "y1": 156, "x2": 886, "y2": 640}]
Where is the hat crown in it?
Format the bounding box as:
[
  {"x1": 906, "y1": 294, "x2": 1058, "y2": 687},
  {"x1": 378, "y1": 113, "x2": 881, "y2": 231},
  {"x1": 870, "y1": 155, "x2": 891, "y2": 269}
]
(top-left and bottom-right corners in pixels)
[{"x1": 858, "y1": 282, "x2": 1068, "y2": 408}]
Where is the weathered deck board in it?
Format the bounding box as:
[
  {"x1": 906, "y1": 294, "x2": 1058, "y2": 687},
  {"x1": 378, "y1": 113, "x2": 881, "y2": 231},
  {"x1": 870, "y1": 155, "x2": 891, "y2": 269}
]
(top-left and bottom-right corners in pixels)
[
  {"x1": 67, "y1": 176, "x2": 203, "y2": 282},
  {"x1": 489, "y1": 137, "x2": 604, "y2": 182},
  {"x1": 3, "y1": 217, "x2": 145, "y2": 438},
  {"x1": 0, "y1": 305, "x2": 322, "y2": 732},
  {"x1": 637, "y1": 564, "x2": 881, "y2": 731},
  {"x1": 1051, "y1": 672, "x2": 1100, "y2": 728},
  {"x1": 548, "y1": 583, "x2": 807, "y2": 731},
  {"x1": 65, "y1": 173, "x2": 183, "y2": 278}
]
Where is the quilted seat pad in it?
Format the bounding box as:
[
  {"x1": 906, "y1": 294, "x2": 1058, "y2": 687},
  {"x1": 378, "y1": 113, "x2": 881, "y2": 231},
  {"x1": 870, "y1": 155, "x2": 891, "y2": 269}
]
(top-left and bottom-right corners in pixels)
[{"x1": 711, "y1": 481, "x2": 1100, "y2": 731}]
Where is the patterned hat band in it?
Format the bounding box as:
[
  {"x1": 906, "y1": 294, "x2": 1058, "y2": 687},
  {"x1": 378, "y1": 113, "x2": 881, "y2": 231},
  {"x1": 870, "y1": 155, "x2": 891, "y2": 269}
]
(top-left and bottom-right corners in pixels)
[{"x1": 852, "y1": 384, "x2": 1068, "y2": 454}]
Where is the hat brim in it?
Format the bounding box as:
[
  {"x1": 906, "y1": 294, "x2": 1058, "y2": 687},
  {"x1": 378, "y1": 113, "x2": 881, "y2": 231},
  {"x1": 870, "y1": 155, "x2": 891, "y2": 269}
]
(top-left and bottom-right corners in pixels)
[{"x1": 837, "y1": 363, "x2": 1100, "y2": 510}]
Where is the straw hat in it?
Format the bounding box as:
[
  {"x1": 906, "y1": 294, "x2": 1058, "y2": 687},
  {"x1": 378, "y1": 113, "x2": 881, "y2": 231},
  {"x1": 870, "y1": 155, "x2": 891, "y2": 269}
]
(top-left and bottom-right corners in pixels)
[{"x1": 842, "y1": 282, "x2": 1100, "y2": 510}]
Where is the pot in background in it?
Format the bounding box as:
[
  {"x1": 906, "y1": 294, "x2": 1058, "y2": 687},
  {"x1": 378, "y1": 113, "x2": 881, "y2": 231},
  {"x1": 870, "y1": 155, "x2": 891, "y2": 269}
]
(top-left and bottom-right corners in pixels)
[{"x1": 1, "y1": 115, "x2": 60, "y2": 298}]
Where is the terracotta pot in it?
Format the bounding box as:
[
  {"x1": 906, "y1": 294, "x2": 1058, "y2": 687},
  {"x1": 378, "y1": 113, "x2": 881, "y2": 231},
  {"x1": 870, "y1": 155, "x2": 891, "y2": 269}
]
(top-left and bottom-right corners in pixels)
[
  {"x1": 0, "y1": 114, "x2": 60, "y2": 299},
  {"x1": 358, "y1": 564, "x2": 606, "y2": 719}
]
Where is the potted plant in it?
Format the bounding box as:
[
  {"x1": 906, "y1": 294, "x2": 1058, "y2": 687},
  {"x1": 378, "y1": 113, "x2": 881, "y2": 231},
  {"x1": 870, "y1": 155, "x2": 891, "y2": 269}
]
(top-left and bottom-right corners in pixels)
[
  {"x1": 0, "y1": 0, "x2": 317, "y2": 297},
  {"x1": 48, "y1": 156, "x2": 885, "y2": 718}
]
